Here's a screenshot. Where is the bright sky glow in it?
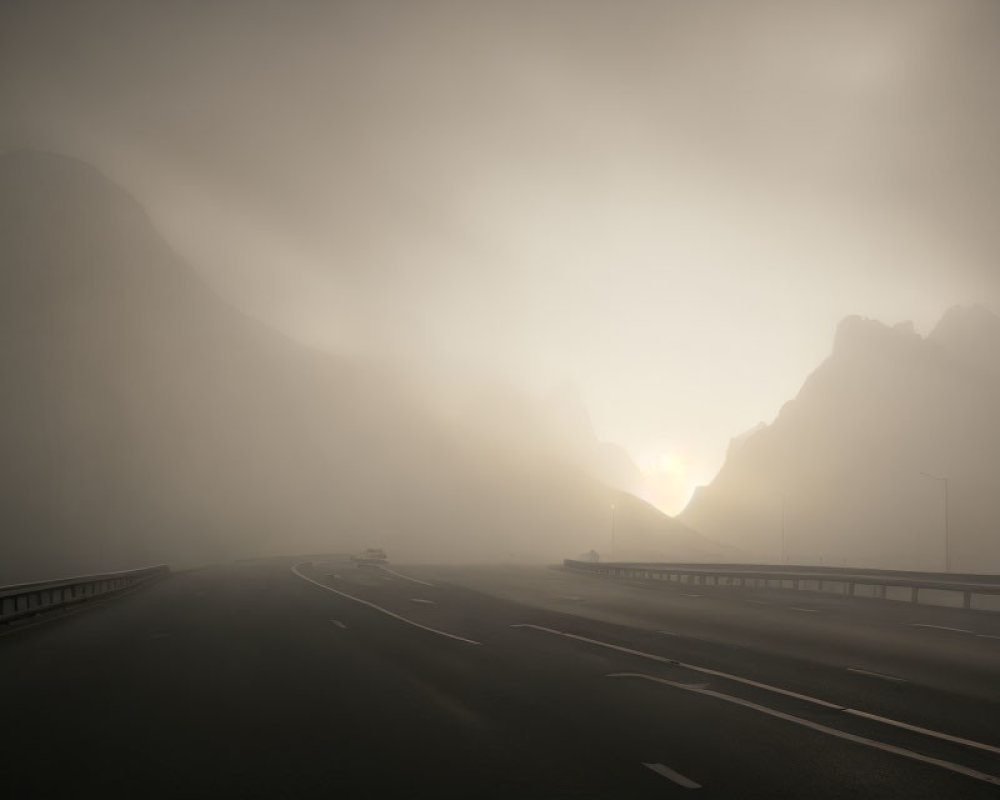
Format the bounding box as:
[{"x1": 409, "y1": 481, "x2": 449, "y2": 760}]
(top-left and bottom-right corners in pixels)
[{"x1": 2, "y1": 0, "x2": 997, "y2": 516}]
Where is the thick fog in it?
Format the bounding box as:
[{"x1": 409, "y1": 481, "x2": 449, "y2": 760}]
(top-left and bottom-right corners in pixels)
[{"x1": 1, "y1": 2, "x2": 999, "y2": 579}]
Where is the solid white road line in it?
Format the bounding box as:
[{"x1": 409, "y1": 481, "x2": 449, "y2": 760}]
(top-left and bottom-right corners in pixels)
[
  {"x1": 292, "y1": 564, "x2": 480, "y2": 645},
  {"x1": 842, "y1": 710, "x2": 1000, "y2": 756},
  {"x1": 511, "y1": 623, "x2": 563, "y2": 634},
  {"x1": 330, "y1": 619, "x2": 348, "y2": 629},
  {"x1": 977, "y1": 634, "x2": 1000, "y2": 640},
  {"x1": 410, "y1": 598, "x2": 436, "y2": 604},
  {"x1": 512, "y1": 623, "x2": 1000, "y2": 755},
  {"x1": 846, "y1": 667, "x2": 906, "y2": 683},
  {"x1": 379, "y1": 566, "x2": 435, "y2": 587},
  {"x1": 642, "y1": 762, "x2": 701, "y2": 789},
  {"x1": 511, "y1": 624, "x2": 843, "y2": 709},
  {"x1": 610, "y1": 674, "x2": 1000, "y2": 787},
  {"x1": 910, "y1": 623, "x2": 974, "y2": 634}
]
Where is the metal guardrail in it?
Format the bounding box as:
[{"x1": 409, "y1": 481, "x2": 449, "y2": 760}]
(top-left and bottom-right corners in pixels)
[
  {"x1": 563, "y1": 560, "x2": 1000, "y2": 613},
  {"x1": 0, "y1": 565, "x2": 169, "y2": 624}
]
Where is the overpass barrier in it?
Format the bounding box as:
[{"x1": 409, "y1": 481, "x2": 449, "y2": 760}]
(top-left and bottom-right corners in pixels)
[
  {"x1": 0, "y1": 565, "x2": 169, "y2": 625},
  {"x1": 563, "y1": 560, "x2": 1000, "y2": 613}
]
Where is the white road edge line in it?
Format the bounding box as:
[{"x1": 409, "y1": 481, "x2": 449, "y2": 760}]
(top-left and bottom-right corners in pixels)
[
  {"x1": 511, "y1": 623, "x2": 1000, "y2": 755},
  {"x1": 910, "y1": 623, "x2": 974, "y2": 634},
  {"x1": 842, "y1": 710, "x2": 1000, "y2": 756},
  {"x1": 642, "y1": 762, "x2": 701, "y2": 789},
  {"x1": 846, "y1": 667, "x2": 906, "y2": 683},
  {"x1": 611, "y1": 674, "x2": 1000, "y2": 787},
  {"x1": 330, "y1": 619, "x2": 348, "y2": 629},
  {"x1": 510, "y1": 623, "x2": 843, "y2": 709},
  {"x1": 977, "y1": 634, "x2": 1000, "y2": 640},
  {"x1": 292, "y1": 564, "x2": 480, "y2": 645},
  {"x1": 379, "y1": 566, "x2": 435, "y2": 587}
]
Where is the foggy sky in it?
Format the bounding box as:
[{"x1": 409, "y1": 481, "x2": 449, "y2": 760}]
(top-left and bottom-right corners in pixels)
[{"x1": 2, "y1": 0, "x2": 998, "y2": 513}]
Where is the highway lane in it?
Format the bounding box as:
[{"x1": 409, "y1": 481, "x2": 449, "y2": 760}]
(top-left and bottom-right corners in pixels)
[
  {"x1": 1, "y1": 557, "x2": 998, "y2": 798},
  {"x1": 411, "y1": 564, "x2": 1000, "y2": 699},
  {"x1": 402, "y1": 563, "x2": 1000, "y2": 752},
  {"x1": 311, "y1": 560, "x2": 1000, "y2": 777}
]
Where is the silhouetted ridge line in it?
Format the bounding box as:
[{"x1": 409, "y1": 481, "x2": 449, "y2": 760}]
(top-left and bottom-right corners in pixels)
[{"x1": 681, "y1": 307, "x2": 1000, "y2": 572}]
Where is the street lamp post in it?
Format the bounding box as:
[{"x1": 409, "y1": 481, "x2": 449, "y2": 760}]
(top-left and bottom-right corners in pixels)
[
  {"x1": 780, "y1": 492, "x2": 787, "y2": 565},
  {"x1": 920, "y1": 472, "x2": 950, "y2": 572},
  {"x1": 610, "y1": 503, "x2": 616, "y2": 562}
]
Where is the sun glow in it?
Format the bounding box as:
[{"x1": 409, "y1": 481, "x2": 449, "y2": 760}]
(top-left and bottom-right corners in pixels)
[{"x1": 635, "y1": 449, "x2": 700, "y2": 517}]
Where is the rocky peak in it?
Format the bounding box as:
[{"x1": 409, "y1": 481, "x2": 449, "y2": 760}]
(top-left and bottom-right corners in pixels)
[{"x1": 832, "y1": 314, "x2": 922, "y2": 361}]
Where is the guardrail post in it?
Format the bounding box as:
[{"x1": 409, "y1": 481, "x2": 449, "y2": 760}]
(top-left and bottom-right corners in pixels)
[
  {"x1": 2, "y1": 565, "x2": 169, "y2": 625},
  {"x1": 559, "y1": 559, "x2": 1000, "y2": 614}
]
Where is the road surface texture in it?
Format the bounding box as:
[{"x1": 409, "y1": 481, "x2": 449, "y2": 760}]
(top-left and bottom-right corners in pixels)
[{"x1": 2, "y1": 557, "x2": 999, "y2": 798}]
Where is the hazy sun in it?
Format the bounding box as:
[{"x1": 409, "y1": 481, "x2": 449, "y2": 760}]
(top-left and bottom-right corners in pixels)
[{"x1": 635, "y1": 450, "x2": 699, "y2": 516}]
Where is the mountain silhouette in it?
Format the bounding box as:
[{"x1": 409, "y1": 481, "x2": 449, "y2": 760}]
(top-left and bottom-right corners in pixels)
[
  {"x1": 0, "y1": 150, "x2": 719, "y2": 581},
  {"x1": 680, "y1": 307, "x2": 1000, "y2": 571},
  {"x1": 541, "y1": 380, "x2": 642, "y2": 494}
]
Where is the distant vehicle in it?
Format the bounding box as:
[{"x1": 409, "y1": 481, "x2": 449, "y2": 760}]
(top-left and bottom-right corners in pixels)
[{"x1": 352, "y1": 548, "x2": 388, "y2": 567}]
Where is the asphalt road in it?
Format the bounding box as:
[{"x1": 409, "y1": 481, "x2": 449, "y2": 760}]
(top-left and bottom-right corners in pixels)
[{"x1": 2, "y1": 557, "x2": 999, "y2": 798}]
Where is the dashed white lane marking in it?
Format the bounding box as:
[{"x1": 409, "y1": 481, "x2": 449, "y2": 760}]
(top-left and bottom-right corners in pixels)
[
  {"x1": 379, "y1": 566, "x2": 435, "y2": 587},
  {"x1": 748, "y1": 600, "x2": 772, "y2": 606},
  {"x1": 332, "y1": 574, "x2": 341, "y2": 580},
  {"x1": 510, "y1": 624, "x2": 842, "y2": 709},
  {"x1": 410, "y1": 598, "x2": 436, "y2": 604},
  {"x1": 790, "y1": 607, "x2": 820, "y2": 613},
  {"x1": 910, "y1": 625, "x2": 1000, "y2": 641},
  {"x1": 292, "y1": 565, "x2": 480, "y2": 645},
  {"x1": 910, "y1": 623, "x2": 974, "y2": 634},
  {"x1": 680, "y1": 594, "x2": 703, "y2": 598},
  {"x1": 558, "y1": 595, "x2": 584, "y2": 601},
  {"x1": 642, "y1": 762, "x2": 701, "y2": 789},
  {"x1": 610, "y1": 674, "x2": 1000, "y2": 787},
  {"x1": 846, "y1": 667, "x2": 906, "y2": 683},
  {"x1": 330, "y1": 619, "x2": 348, "y2": 629},
  {"x1": 513, "y1": 623, "x2": 1000, "y2": 755}
]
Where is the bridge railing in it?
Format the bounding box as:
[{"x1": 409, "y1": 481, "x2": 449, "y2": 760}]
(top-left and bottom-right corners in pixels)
[
  {"x1": 563, "y1": 559, "x2": 1000, "y2": 613},
  {"x1": 0, "y1": 565, "x2": 169, "y2": 624}
]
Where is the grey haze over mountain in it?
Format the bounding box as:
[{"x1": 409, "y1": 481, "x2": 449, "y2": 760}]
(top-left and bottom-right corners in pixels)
[
  {"x1": 542, "y1": 381, "x2": 643, "y2": 495},
  {"x1": 681, "y1": 306, "x2": 1000, "y2": 571},
  {"x1": 0, "y1": 150, "x2": 721, "y2": 583}
]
